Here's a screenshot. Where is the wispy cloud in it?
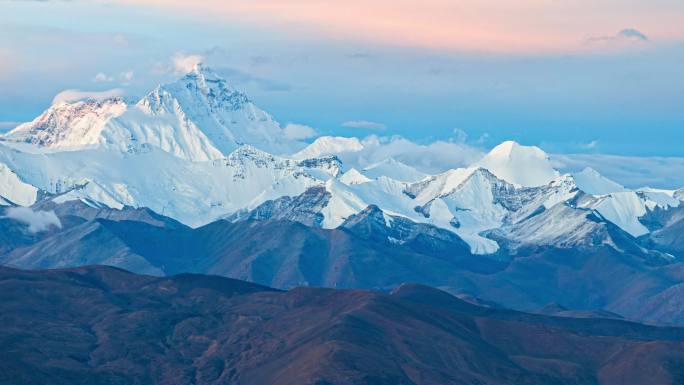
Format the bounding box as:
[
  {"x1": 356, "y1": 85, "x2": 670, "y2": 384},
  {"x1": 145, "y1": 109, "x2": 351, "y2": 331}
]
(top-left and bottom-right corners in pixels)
[
  {"x1": 328, "y1": 135, "x2": 485, "y2": 174},
  {"x1": 120, "y1": 1, "x2": 684, "y2": 52},
  {"x1": 586, "y1": 28, "x2": 650, "y2": 47},
  {"x1": 172, "y1": 52, "x2": 203, "y2": 74},
  {"x1": 283, "y1": 123, "x2": 317, "y2": 140},
  {"x1": 52, "y1": 88, "x2": 124, "y2": 105},
  {"x1": 342, "y1": 120, "x2": 386, "y2": 130},
  {"x1": 3, "y1": 207, "x2": 61, "y2": 234},
  {"x1": 216, "y1": 67, "x2": 292, "y2": 92},
  {"x1": 93, "y1": 72, "x2": 114, "y2": 83},
  {"x1": 582, "y1": 140, "x2": 599, "y2": 150},
  {"x1": 119, "y1": 70, "x2": 134, "y2": 83},
  {"x1": 552, "y1": 153, "x2": 684, "y2": 189}
]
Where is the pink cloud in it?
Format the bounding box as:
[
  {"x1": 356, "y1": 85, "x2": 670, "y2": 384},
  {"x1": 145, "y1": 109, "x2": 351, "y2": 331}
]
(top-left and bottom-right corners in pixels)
[{"x1": 120, "y1": 0, "x2": 684, "y2": 52}]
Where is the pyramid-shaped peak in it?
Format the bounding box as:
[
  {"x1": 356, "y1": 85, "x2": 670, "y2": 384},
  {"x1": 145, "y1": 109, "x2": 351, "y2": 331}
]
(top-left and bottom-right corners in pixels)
[
  {"x1": 185, "y1": 62, "x2": 222, "y2": 81},
  {"x1": 573, "y1": 167, "x2": 626, "y2": 195},
  {"x1": 475, "y1": 141, "x2": 558, "y2": 187},
  {"x1": 487, "y1": 140, "x2": 548, "y2": 159}
]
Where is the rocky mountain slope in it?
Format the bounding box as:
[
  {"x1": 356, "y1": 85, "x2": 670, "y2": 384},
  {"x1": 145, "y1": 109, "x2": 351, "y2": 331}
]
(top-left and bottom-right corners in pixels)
[
  {"x1": 3, "y1": 265, "x2": 684, "y2": 385},
  {"x1": 3, "y1": 199, "x2": 684, "y2": 324}
]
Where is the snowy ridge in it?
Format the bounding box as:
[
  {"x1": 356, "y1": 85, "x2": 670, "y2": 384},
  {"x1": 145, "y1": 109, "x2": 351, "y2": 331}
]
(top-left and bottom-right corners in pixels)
[
  {"x1": 1, "y1": 67, "x2": 683, "y2": 255},
  {"x1": 362, "y1": 158, "x2": 427, "y2": 182},
  {"x1": 292, "y1": 136, "x2": 364, "y2": 160},
  {"x1": 2, "y1": 98, "x2": 127, "y2": 151}
]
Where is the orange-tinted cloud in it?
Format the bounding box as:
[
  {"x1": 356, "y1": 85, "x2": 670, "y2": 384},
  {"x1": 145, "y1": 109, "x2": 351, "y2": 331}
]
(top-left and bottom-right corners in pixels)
[{"x1": 119, "y1": 0, "x2": 684, "y2": 52}]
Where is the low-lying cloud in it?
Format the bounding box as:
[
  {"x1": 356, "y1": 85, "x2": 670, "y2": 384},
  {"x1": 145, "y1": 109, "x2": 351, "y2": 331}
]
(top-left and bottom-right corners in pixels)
[
  {"x1": 52, "y1": 89, "x2": 124, "y2": 105},
  {"x1": 3, "y1": 207, "x2": 62, "y2": 233},
  {"x1": 283, "y1": 123, "x2": 317, "y2": 140},
  {"x1": 309, "y1": 135, "x2": 485, "y2": 174},
  {"x1": 552, "y1": 153, "x2": 684, "y2": 189},
  {"x1": 172, "y1": 52, "x2": 203, "y2": 74}
]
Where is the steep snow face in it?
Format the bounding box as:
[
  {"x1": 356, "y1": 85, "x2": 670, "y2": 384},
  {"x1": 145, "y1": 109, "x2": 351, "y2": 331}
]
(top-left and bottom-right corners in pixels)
[
  {"x1": 475, "y1": 141, "x2": 559, "y2": 187},
  {"x1": 102, "y1": 64, "x2": 297, "y2": 161},
  {"x1": 293, "y1": 136, "x2": 364, "y2": 160},
  {"x1": 320, "y1": 175, "x2": 413, "y2": 228},
  {"x1": 405, "y1": 170, "x2": 579, "y2": 254},
  {"x1": 573, "y1": 167, "x2": 626, "y2": 195},
  {"x1": 587, "y1": 192, "x2": 649, "y2": 237},
  {"x1": 362, "y1": 158, "x2": 427, "y2": 182},
  {"x1": 425, "y1": 169, "x2": 509, "y2": 254},
  {"x1": 405, "y1": 167, "x2": 476, "y2": 205},
  {"x1": 637, "y1": 188, "x2": 682, "y2": 209},
  {"x1": 0, "y1": 163, "x2": 39, "y2": 206},
  {"x1": 1, "y1": 98, "x2": 127, "y2": 150}
]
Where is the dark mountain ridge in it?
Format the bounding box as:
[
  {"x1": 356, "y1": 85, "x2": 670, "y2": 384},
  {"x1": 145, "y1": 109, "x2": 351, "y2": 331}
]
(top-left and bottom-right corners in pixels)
[{"x1": 2, "y1": 265, "x2": 684, "y2": 385}]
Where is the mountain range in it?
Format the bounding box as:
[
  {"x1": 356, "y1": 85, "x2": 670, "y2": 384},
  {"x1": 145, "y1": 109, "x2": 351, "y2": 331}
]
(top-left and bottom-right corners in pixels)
[
  {"x1": 3, "y1": 265, "x2": 684, "y2": 385},
  {"x1": 2, "y1": 64, "x2": 684, "y2": 325}
]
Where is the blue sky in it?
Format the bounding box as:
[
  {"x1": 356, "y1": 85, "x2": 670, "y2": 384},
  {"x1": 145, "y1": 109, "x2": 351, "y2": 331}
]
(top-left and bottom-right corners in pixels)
[{"x1": 1, "y1": 1, "x2": 683, "y2": 161}]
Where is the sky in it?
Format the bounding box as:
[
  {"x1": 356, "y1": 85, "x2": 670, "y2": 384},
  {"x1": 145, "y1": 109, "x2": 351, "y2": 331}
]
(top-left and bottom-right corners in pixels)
[{"x1": 1, "y1": 0, "x2": 684, "y2": 186}]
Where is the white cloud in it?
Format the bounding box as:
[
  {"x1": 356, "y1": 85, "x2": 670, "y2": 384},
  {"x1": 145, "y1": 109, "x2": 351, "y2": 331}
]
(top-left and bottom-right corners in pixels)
[
  {"x1": 582, "y1": 140, "x2": 599, "y2": 150},
  {"x1": 451, "y1": 128, "x2": 468, "y2": 143},
  {"x1": 342, "y1": 120, "x2": 386, "y2": 130},
  {"x1": 283, "y1": 123, "x2": 317, "y2": 140},
  {"x1": 119, "y1": 70, "x2": 134, "y2": 82},
  {"x1": 474, "y1": 133, "x2": 490, "y2": 145},
  {"x1": 113, "y1": 33, "x2": 128, "y2": 46},
  {"x1": 172, "y1": 52, "x2": 203, "y2": 74},
  {"x1": 93, "y1": 72, "x2": 114, "y2": 82},
  {"x1": 552, "y1": 153, "x2": 684, "y2": 189},
  {"x1": 3, "y1": 207, "x2": 61, "y2": 234},
  {"x1": 328, "y1": 135, "x2": 484, "y2": 174},
  {"x1": 52, "y1": 88, "x2": 125, "y2": 105},
  {"x1": 298, "y1": 133, "x2": 684, "y2": 188}
]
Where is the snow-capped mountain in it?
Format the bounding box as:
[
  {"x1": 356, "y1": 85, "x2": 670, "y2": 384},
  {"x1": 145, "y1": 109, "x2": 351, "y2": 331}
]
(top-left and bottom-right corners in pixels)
[
  {"x1": 292, "y1": 136, "x2": 364, "y2": 160},
  {"x1": 572, "y1": 167, "x2": 627, "y2": 195},
  {"x1": 475, "y1": 140, "x2": 559, "y2": 187},
  {"x1": 1, "y1": 65, "x2": 683, "y2": 258},
  {"x1": 3, "y1": 98, "x2": 127, "y2": 151},
  {"x1": 2, "y1": 64, "x2": 301, "y2": 160}
]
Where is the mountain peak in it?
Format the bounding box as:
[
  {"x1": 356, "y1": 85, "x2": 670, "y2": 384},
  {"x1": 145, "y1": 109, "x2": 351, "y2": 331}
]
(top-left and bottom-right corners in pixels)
[
  {"x1": 573, "y1": 167, "x2": 626, "y2": 195},
  {"x1": 487, "y1": 140, "x2": 548, "y2": 159},
  {"x1": 1, "y1": 98, "x2": 128, "y2": 149},
  {"x1": 293, "y1": 136, "x2": 364, "y2": 160},
  {"x1": 476, "y1": 140, "x2": 558, "y2": 187},
  {"x1": 183, "y1": 62, "x2": 225, "y2": 84}
]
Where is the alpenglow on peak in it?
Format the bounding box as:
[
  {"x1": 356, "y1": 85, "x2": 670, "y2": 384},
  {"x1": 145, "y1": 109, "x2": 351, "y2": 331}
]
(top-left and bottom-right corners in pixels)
[{"x1": 1, "y1": 64, "x2": 302, "y2": 160}]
